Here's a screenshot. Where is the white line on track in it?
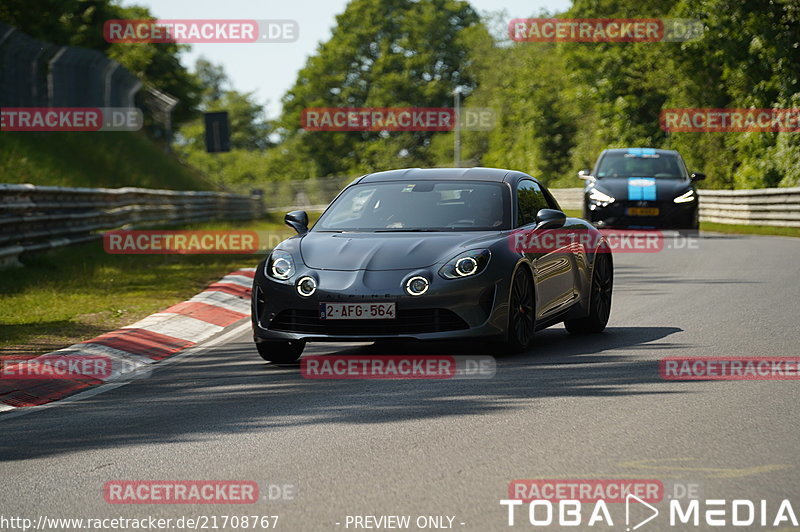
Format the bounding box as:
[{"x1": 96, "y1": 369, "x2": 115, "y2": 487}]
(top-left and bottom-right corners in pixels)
[{"x1": 0, "y1": 320, "x2": 252, "y2": 423}]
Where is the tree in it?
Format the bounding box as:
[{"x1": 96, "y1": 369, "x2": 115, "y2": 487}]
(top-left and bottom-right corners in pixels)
[{"x1": 277, "y1": 0, "x2": 486, "y2": 176}]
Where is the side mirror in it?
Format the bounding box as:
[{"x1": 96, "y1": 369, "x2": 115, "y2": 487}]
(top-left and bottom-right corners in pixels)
[
  {"x1": 690, "y1": 172, "x2": 706, "y2": 181},
  {"x1": 285, "y1": 210, "x2": 309, "y2": 234},
  {"x1": 578, "y1": 169, "x2": 592, "y2": 180},
  {"x1": 535, "y1": 209, "x2": 567, "y2": 230}
]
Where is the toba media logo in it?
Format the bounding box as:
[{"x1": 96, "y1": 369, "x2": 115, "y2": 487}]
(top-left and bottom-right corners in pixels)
[{"x1": 500, "y1": 480, "x2": 798, "y2": 528}]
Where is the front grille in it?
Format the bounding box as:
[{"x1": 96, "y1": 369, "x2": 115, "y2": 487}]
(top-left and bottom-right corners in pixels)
[
  {"x1": 268, "y1": 308, "x2": 469, "y2": 335},
  {"x1": 619, "y1": 200, "x2": 665, "y2": 210}
]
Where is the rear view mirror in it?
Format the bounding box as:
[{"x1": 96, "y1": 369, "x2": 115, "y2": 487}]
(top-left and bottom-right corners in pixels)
[
  {"x1": 690, "y1": 172, "x2": 706, "y2": 181},
  {"x1": 578, "y1": 169, "x2": 592, "y2": 180},
  {"x1": 535, "y1": 209, "x2": 567, "y2": 230}
]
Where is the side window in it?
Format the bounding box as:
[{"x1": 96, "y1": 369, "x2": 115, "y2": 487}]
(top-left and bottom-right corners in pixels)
[{"x1": 516, "y1": 180, "x2": 549, "y2": 227}]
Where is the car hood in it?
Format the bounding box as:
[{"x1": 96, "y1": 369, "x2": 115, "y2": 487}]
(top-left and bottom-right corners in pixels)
[
  {"x1": 299, "y1": 231, "x2": 497, "y2": 271},
  {"x1": 592, "y1": 177, "x2": 691, "y2": 201}
]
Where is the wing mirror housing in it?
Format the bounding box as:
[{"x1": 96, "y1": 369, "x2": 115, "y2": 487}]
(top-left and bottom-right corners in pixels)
[
  {"x1": 690, "y1": 172, "x2": 706, "y2": 181},
  {"x1": 285, "y1": 210, "x2": 309, "y2": 234},
  {"x1": 535, "y1": 209, "x2": 567, "y2": 230},
  {"x1": 578, "y1": 169, "x2": 593, "y2": 180}
]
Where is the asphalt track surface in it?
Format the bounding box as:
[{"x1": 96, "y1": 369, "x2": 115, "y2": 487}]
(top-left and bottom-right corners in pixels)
[{"x1": 1, "y1": 232, "x2": 799, "y2": 531}]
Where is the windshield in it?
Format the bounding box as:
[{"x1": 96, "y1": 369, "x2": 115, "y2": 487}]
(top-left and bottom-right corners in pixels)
[
  {"x1": 596, "y1": 152, "x2": 688, "y2": 179},
  {"x1": 314, "y1": 180, "x2": 510, "y2": 232}
]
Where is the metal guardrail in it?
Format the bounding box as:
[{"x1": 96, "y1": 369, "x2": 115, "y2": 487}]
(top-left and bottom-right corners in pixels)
[
  {"x1": 0, "y1": 184, "x2": 264, "y2": 266},
  {"x1": 551, "y1": 187, "x2": 800, "y2": 227},
  {"x1": 697, "y1": 187, "x2": 800, "y2": 228},
  {"x1": 550, "y1": 189, "x2": 584, "y2": 211}
]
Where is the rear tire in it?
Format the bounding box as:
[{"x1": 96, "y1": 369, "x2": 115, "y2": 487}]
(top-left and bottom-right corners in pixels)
[
  {"x1": 504, "y1": 266, "x2": 535, "y2": 352},
  {"x1": 256, "y1": 340, "x2": 305, "y2": 363},
  {"x1": 565, "y1": 251, "x2": 613, "y2": 334}
]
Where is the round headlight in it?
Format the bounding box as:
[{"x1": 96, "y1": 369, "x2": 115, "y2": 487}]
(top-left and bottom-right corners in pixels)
[
  {"x1": 266, "y1": 250, "x2": 295, "y2": 280},
  {"x1": 297, "y1": 276, "x2": 317, "y2": 297},
  {"x1": 455, "y1": 257, "x2": 478, "y2": 277},
  {"x1": 405, "y1": 276, "x2": 429, "y2": 296},
  {"x1": 271, "y1": 257, "x2": 293, "y2": 278}
]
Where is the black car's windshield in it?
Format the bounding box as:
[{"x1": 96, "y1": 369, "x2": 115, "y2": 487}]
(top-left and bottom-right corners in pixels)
[
  {"x1": 314, "y1": 180, "x2": 510, "y2": 232},
  {"x1": 596, "y1": 152, "x2": 688, "y2": 179}
]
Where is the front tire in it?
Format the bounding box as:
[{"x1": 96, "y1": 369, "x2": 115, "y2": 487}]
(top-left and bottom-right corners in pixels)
[
  {"x1": 565, "y1": 251, "x2": 613, "y2": 334},
  {"x1": 256, "y1": 340, "x2": 305, "y2": 363},
  {"x1": 505, "y1": 266, "x2": 535, "y2": 352}
]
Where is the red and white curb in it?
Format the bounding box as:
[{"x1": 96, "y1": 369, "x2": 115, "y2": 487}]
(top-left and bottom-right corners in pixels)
[{"x1": 0, "y1": 268, "x2": 255, "y2": 411}]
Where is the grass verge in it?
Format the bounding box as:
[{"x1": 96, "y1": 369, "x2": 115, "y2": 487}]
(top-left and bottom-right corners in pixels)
[
  {"x1": 700, "y1": 221, "x2": 800, "y2": 238},
  {"x1": 0, "y1": 131, "x2": 210, "y2": 190},
  {"x1": 0, "y1": 213, "x2": 320, "y2": 358}
]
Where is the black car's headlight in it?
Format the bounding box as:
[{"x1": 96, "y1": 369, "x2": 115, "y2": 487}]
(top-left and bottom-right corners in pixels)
[
  {"x1": 266, "y1": 250, "x2": 295, "y2": 280},
  {"x1": 439, "y1": 249, "x2": 491, "y2": 279},
  {"x1": 588, "y1": 188, "x2": 615, "y2": 205},
  {"x1": 673, "y1": 189, "x2": 696, "y2": 203}
]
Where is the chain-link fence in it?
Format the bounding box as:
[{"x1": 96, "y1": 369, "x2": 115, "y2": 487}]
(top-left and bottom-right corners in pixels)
[
  {"x1": 0, "y1": 22, "x2": 179, "y2": 139},
  {"x1": 0, "y1": 22, "x2": 141, "y2": 109}
]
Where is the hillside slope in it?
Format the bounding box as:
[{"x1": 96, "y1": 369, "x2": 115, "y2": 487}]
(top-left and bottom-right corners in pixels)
[{"x1": 0, "y1": 131, "x2": 211, "y2": 190}]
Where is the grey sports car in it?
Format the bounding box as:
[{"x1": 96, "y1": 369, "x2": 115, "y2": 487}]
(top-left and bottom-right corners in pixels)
[{"x1": 251, "y1": 168, "x2": 613, "y2": 363}]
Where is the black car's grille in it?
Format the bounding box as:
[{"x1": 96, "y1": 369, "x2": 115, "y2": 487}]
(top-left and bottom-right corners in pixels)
[
  {"x1": 619, "y1": 200, "x2": 666, "y2": 209},
  {"x1": 268, "y1": 308, "x2": 469, "y2": 335}
]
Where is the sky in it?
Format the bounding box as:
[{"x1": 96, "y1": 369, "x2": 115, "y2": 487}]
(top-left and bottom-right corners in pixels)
[{"x1": 124, "y1": 0, "x2": 572, "y2": 117}]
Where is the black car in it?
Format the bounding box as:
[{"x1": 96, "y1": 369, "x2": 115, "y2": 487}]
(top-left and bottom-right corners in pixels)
[
  {"x1": 579, "y1": 148, "x2": 705, "y2": 229},
  {"x1": 251, "y1": 168, "x2": 613, "y2": 363}
]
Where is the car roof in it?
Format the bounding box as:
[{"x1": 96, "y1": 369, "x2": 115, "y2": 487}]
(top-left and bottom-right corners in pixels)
[
  {"x1": 356, "y1": 167, "x2": 518, "y2": 184},
  {"x1": 601, "y1": 148, "x2": 681, "y2": 156}
]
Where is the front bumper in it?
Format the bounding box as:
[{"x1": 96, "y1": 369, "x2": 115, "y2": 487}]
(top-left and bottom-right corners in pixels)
[
  {"x1": 586, "y1": 200, "x2": 698, "y2": 229},
  {"x1": 252, "y1": 264, "x2": 509, "y2": 343}
]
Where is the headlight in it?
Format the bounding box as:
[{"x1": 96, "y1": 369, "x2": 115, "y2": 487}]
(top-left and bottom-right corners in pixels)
[
  {"x1": 589, "y1": 188, "x2": 615, "y2": 204},
  {"x1": 266, "y1": 250, "x2": 294, "y2": 280},
  {"x1": 296, "y1": 276, "x2": 317, "y2": 297},
  {"x1": 405, "y1": 276, "x2": 430, "y2": 296},
  {"x1": 673, "y1": 190, "x2": 696, "y2": 203},
  {"x1": 439, "y1": 249, "x2": 491, "y2": 279}
]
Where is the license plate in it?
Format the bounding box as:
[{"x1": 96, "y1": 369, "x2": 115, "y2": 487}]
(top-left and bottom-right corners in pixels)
[
  {"x1": 627, "y1": 207, "x2": 660, "y2": 216},
  {"x1": 320, "y1": 302, "x2": 396, "y2": 320}
]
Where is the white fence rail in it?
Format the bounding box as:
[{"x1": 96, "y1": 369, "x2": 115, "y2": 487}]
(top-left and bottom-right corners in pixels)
[
  {"x1": 5, "y1": 181, "x2": 794, "y2": 266},
  {"x1": 549, "y1": 187, "x2": 800, "y2": 228},
  {"x1": 697, "y1": 187, "x2": 800, "y2": 227},
  {"x1": 0, "y1": 184, "x2": 264, "y2": 266},
  {"x1": 550, "y1": 188, "x2": 584, "y2": 211}
]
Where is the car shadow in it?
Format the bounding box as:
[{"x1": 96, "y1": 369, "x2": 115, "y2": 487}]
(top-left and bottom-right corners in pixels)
[{"x1": 0, "y1": 323, "x2": 701, "y2": 462}]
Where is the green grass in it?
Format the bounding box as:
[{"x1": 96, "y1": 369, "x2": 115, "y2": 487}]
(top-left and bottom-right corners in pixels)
[
  {"x1": 0, "y1": 131, "x2": 210, "y2": 190},
  {"x1": 0, "y1": 213, "x2": 321, "y2": 358},
  {"x1": 699, "y1": 221, "x2": 800, "y2": 238}
]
